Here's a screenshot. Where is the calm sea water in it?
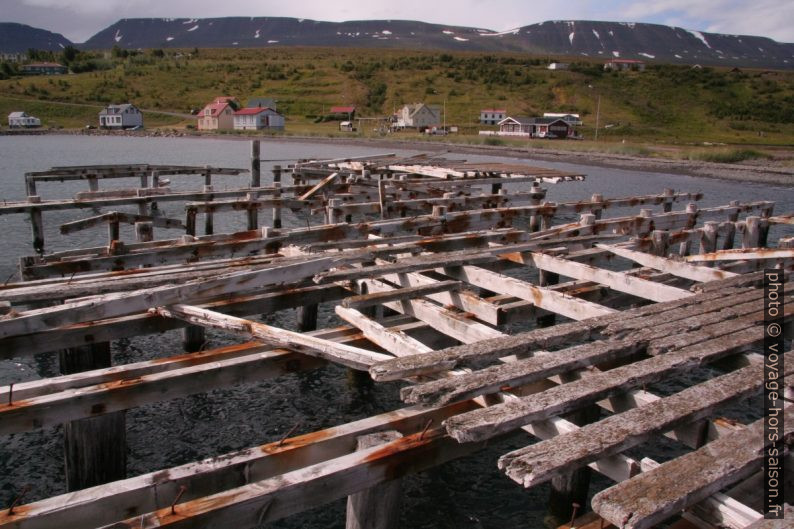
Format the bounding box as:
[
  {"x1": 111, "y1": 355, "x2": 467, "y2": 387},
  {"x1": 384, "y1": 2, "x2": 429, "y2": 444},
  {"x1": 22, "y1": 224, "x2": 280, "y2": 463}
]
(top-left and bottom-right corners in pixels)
[{"x1": 0, "y1": 135, "x2": 790, "y2": 528}]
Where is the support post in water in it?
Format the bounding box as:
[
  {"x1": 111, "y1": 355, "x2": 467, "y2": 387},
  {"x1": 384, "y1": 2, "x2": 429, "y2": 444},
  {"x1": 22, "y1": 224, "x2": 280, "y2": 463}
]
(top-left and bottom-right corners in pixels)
[
  {"x1": 59, "y1": 342, "x2": 126, "y2": 490},
  {"x1": 346, "y1": 431, "x2": 403, "y2": 529}
]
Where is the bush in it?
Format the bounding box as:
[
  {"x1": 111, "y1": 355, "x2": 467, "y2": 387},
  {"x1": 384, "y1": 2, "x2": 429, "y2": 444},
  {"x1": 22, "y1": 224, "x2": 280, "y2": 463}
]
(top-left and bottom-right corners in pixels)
[
  {"x1": 687, "y1": 148, "x2": 768, "y2": 164},
  {"x1": 483, "y1": 137, "x2": 505, "y2": 146}
]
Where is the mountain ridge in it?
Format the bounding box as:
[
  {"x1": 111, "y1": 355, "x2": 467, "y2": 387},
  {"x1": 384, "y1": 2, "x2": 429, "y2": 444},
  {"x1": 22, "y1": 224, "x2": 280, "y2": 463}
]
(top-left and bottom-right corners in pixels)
[{"x1": 3, "y1": 17, "x2": 794, "y2": 69}]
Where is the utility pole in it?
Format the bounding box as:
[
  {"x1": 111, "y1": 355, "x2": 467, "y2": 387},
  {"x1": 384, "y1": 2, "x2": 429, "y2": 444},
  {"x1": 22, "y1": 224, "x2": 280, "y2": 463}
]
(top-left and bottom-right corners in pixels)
[{"x1": 594, "y1": 94, "x2": 601, "y2": 142}]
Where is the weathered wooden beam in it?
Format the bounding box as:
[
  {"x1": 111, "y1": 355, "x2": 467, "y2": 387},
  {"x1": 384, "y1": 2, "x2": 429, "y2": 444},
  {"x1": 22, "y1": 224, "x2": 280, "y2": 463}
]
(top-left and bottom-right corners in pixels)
[
  {"x1": 299, "y1": 172, "x2": 339, "y2": 201},
  {"x1": 335, "y1": 306, "x2": 433, "y2": 357},
  {"x1": 442, "y1": 327, "x2": 765, "y2": 443},
  {"x1": 686, "y1": 248, "x2": 794, "y2": 262},
  {"x1": 526, "y1": 252, "x2": 694, "y2": 303},
  {"x1": 591, "y1": 407, "x2": 794, "y2": 529},
  {"x1": 0, "y1": 256, "x2": 340, "y2": 340},
  {"x1": 157, "y1": 304, "x2": 390, "y2": 370},
  {"x1": 498, "y1": 355, "x2": 793, "y2": 487},
  {"x1": 441, "y1": 265, "x2": 617, "y2": 321},
  {"x1": 345, "y1": 431, "x2": 403, "y2": 529},
  {"x1": 341, "y1": 280, "x2": 462, "y2": 310},
  {"x1": 595, "y1": 243, "x2": 738, "y2": 282}
]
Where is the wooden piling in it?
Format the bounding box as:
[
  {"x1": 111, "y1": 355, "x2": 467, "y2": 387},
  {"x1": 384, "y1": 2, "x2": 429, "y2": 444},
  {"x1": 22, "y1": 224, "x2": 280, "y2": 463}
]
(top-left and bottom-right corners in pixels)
[
  {"x1": 346, "y1": 431, "x2": 403, "y2": 529},
  {"x1": 297, "y1": 303, "x2": 319, "y2": 332},
  {"x1": 59, "y1": 342, "x2": 126, "y2": 490},
  {"x1": 29, "y1": 197, "x2": 44, "y2": 254},
  {"x1": 149, "y1": 171, "x2": 159, "y2": 213},
  {"x1": 249, "y1": 141, "x2": 260, "y2": 229},
  {"x1": 662, "y1": 188, "x2": 674, "y2": 213},
  {"x1": 182, "y1": 325, "x2": 206, "y2": 353},
  {"x1": 273, "y1": 165, "x2": 282, "y2": 229},
  {"x1": 204, "y1": 185, "x2": 214, "y2": 236}
]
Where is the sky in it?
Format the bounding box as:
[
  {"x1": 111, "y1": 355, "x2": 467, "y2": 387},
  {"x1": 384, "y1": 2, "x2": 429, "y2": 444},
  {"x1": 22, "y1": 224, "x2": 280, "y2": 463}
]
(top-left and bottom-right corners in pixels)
[{"x1": 4, "y1": 0, "x2": 794, "y2": 43}]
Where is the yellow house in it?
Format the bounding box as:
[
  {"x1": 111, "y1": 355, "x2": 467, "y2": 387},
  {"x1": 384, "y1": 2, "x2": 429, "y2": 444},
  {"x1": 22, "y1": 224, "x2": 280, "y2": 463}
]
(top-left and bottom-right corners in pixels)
[{"x1": 197, "y1": 96, "x2": 237, "y2": 131}]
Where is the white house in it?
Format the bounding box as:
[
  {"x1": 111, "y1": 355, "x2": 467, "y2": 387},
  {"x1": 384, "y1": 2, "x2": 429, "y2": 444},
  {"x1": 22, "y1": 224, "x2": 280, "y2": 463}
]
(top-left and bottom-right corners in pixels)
[
  {"x1": 547, "y1": 62, "x2": 569, "y2": 70},
  {"x1": 99, "y1": 104, "x2": 143, "y2": 129},
  {"x1": 394, "y1": 103, "x2": 441, "y2": 129},
  {"x1": 232, "y1": 107, "x2": 285, "y2": 130},
  {"x1": 543, "y1": 113, "x2": 583, "y2": 126},
  {"x1": 479, "y1": 109, "x2": 506, "y2": 125},
  {"x1": 8, "y1": 111, "x2": 41, "y2": 128}
]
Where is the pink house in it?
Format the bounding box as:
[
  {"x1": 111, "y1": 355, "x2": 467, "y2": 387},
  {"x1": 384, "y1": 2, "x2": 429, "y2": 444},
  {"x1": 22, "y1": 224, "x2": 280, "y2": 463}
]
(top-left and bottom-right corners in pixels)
[
  {"x1": 197, "y1": 97, "x2": 238, "y2": 131},
  {"x1": 232, "y1": 107, "x2": 285, "y2": 130}
]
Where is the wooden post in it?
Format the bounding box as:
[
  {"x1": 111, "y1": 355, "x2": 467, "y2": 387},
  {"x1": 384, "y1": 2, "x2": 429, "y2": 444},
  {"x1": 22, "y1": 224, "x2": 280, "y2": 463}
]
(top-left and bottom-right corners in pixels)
[
  {"x1": 87, "y1": 175, "x2": 99, "y2": 193},
  {"x1": 186, "y1": 206, "x2": 197, "y2": 237},
  {"x1": 491, "y1": 181, "x2": 503, "y2": 195},
  {"x1": 529, "y1": 182, "x2": 542, "y2": 232},
  {"x1": 328, "y1": 199, "x2": 341, "y2": 225},
  {"x1": 378, "y1": 176, "x2": 387, "y2": 220},
  {"x1": 59, "y1": 342, "x2": 126, "y2": 490},
  {"x1": 135, "y1": 221, "x2": 153, "y2": 243},
  {"x1": 204, "y1": 184, "x2": 214, "y2": 236},
  {"x1": 346, "y1": 431, "x2": 403, "y2": 529},
  {"x1": 25, "y1": 175, "x2": 37, "y2": 197},
  {"x1": 590, "y1": 193, "x2": 603, "y2": 219},
  {"x1": 297, "y1": 304, "x2": 319, "y2": 332},
  {"x1": 721, "y1": 221, "x2": 736, "y2": 250},
  {"x1": 149, "y1": 171, "x2": 159, "y2": 214},
  {"x1": 28, "y1": 196, "x2": 44, "y2": 254},
  {"x1": 272, "y1": 165, "x2": 282, "y2": 229},
  {"x1": 181, "y1": 325, "x2": 206, "y2": 353},
  {"x1": 743, "y1": 216, "x2": 760, "y2": 249},
  {"x1": 107, "y1": 220, "x2": 120, "y2": 244},
  {"x1": 651, "y1": 230, "x2": 669, "y2": 257},
  {"x1": 246, "y1": 193, "x2": 258, "y2": 231},
  {"x1": 249, "y1": 141, "x2": 260, "y2": 229},
  {"x1": 662, "y1": 188, "x2": 674, "y2": 213}
]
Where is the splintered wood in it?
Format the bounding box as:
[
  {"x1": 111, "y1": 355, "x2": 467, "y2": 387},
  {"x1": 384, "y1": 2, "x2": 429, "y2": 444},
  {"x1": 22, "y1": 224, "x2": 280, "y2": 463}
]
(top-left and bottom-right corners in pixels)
[{"x1": 0, "y1": 145, "x2": 791, "y2": 529}]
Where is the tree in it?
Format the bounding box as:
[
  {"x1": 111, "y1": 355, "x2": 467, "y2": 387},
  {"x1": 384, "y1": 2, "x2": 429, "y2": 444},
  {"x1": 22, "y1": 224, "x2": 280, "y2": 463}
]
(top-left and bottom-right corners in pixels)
[{"x1": 61, "y1": 45, "x2": 79, "y2": 64}]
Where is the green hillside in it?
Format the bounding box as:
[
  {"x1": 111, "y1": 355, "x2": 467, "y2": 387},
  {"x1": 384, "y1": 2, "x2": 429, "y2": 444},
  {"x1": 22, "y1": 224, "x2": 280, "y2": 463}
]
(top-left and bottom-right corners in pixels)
[{"x1": 2, "y1": 47, "x2": 794, "y2": 146}]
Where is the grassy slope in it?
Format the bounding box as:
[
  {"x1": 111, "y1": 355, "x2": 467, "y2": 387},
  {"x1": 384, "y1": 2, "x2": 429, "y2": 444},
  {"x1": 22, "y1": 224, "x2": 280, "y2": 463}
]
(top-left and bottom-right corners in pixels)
[{"x1": 1, "y1": 47, "x2": 793, "y2": 146}]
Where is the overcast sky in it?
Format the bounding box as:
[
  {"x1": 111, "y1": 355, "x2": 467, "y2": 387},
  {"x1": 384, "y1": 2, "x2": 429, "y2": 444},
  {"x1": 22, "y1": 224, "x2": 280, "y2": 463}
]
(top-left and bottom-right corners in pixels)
[{"x1": 5, "y1": 0, "x2": 793, "y2": 43}]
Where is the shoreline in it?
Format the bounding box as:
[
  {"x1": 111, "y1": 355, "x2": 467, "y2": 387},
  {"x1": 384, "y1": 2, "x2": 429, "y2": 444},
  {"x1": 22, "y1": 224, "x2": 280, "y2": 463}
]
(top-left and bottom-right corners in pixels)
[{"x1": 3, "y1": 128, "x2": 793, "y2": 187}]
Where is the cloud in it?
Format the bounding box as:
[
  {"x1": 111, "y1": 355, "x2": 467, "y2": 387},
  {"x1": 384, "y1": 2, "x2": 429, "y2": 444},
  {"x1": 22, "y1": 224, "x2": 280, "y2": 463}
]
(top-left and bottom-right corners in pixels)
[{"x1": 620, "y1": 0, "x2": 794, "y2": 41}]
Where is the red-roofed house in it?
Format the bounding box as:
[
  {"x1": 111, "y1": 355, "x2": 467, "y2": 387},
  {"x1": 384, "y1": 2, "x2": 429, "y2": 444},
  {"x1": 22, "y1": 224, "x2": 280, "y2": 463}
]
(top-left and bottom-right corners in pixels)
[
  {"x1": 480, "y1": 109, "x2": 506, "y2": 125},
  {"x1": 197, "y1": 97, "x2": 239, "y2": 131},
  {"x1": 329, "y1": 106, "x2": 356, "y2": 119},
  {"x1": 233, "y1": 107, "x2": 285, "y2": 130}
]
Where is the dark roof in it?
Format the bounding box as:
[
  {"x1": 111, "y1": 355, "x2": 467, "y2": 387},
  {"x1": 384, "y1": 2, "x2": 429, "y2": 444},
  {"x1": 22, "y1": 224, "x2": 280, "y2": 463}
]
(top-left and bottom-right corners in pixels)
[
  {"x1": 330, "y1": 106, "x2": 356, "y2": 113},
  {"x1": 247, "y1": 97, "x2": 277, "y2": 110}
]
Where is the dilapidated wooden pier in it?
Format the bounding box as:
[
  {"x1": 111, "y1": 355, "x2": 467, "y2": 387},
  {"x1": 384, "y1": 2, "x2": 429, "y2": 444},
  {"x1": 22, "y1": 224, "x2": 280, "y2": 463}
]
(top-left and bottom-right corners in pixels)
[{"x1": 0, "y1": 140, "x2": 791, "y2": 529}]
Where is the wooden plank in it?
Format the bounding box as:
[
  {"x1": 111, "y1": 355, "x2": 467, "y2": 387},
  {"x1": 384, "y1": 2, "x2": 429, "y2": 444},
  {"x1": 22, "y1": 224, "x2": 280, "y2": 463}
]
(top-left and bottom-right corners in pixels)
[
  {"x1": 442, "y1": 327, "x2": 765, "y2": 443},
  {"x1": 60, "y1": 212, "x2": 184, "y2": 235},
  {"x1": 0, "y1": 256, "x2": 339, "y2": 339},
  {"x1": 441, "y1": 265, "x2": 617, "y2": 320},
  {"x1": 299, "y1": 172, "x2": 339, "y2": 200},
  {"x1": 686, "y1": 248, "x2": 794, "y2": 262},
  {"x1": 591, "y1": 408, "x2": 794, "y2": 529},
  {"x1": 368, "y1": 287, "x2": 753, "y2": 381},
  {"x1": 595, "y1": 243, "x2": 738, "y2": 282},
  {"x1": 498, "y1": 355, "x2": 793, "y2": 487},
  {"x1": 157, "y1": 304, "x2": 391, "y2": 370},
  {"x1": 335, "y1": 306, "x2": 433, "y2": 357},
  {"x1": 0, "y1": 405, "x2": 475, "y2": 529},
  {"x1": 528, "y1": 252, "x2": 694, "y2": 303},
  {"x1": 744, "y1": 505, "x2": 794, "y2": 528},
  {"x1": 92, "y1": 428, "x2": 487, "y2": 529},
  {"x1": 341, "y1": 281, "x2": 462, "y2": 309}
]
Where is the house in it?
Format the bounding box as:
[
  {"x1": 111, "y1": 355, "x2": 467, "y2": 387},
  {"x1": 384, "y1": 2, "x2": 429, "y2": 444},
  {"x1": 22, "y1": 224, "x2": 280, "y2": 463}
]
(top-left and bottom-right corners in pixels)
[
  {"x1": 329, "y1": 106, "x2": 356, "y2": 120},
  {"x1": 198, "y1": 97, "x2": 238, "y2": 131},
  {"x1": 496, "y1": 116, "x2": 572, "y2": 138},
  {"x1": 339, "y1": 121, "x2": 355, "y2": 132},
  {"x1": 496, "y1": 116, "x2": 534, "y2": 135},
  {"x1": 8, "y1": 111, "x2": 41, "y2": 128},
  {"x1": 394, "y1": 103, "x2": 441, "y2": 130},
  {"x1": 246, "y1": 97, "x2": 277, "y2": 111},
  {"x1": 21, "y1": 62, "x2": 67, "y2": 75},
  {"x1": 543, "y1": 113, "x2": 583, "y2": 126},
  {"x1": 479, "y1": 109, "x2": 506, "y2": 125},
  {"x1": 604, "y1": 59, "x2": 646, "y2": 72},
  {"x1": 547, "y1": 62, "x2": 569, "y2": 70},
  {"x1": 99, "y1": 104, "x2": 143, "y2": 129},
  {"x1": 0, "y1": 53, "x2": 22, "y2": 63},
  {"x1": 232, "y1": 107, "x2": 285, "y2": 130}
]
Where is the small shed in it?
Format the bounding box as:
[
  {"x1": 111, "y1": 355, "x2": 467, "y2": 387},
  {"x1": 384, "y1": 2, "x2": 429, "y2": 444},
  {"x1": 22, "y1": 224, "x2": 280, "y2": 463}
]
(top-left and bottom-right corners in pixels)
[
  {"x1": 99, "y1": 104, "x2": 143, "y2": 129},
  {"x1": 330, "y1": 106, "x2": 356, "y2": 120},
  {"x1": 8, "y1": 111, "x2": 41, "y2": 128},
  {"x1": 339, "y1": 121, "x2": 355, "y2": 132},
  {"x1": 233, "y1": 107, "x2": 285, "y2": 130}
]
